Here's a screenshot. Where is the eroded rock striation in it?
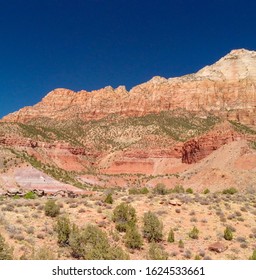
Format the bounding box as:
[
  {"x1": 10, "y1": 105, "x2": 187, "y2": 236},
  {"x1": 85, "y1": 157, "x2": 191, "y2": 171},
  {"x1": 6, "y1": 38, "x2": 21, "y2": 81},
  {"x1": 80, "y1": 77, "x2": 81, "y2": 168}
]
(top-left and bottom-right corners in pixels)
[{"x1": 2, "y1": 49, "x2": 256, "y2": 125}]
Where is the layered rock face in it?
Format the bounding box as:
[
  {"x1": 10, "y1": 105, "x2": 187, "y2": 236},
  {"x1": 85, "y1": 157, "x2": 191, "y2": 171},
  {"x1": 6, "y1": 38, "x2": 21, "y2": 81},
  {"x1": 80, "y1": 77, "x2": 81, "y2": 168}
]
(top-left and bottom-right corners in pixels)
[
  {"x1": 181, "y1": 122, "x2": 244, "y2": 164},
  {"x1": 2, "y1": 49, "x2": 256, "y2": 125}
]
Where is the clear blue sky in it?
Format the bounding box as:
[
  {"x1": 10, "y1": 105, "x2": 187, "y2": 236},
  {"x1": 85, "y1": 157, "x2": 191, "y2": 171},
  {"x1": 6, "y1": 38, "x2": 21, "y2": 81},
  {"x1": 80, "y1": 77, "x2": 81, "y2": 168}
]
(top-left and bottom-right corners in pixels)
[{"x1": 1, "y1": 0, "x2": 256, "y2": 117}]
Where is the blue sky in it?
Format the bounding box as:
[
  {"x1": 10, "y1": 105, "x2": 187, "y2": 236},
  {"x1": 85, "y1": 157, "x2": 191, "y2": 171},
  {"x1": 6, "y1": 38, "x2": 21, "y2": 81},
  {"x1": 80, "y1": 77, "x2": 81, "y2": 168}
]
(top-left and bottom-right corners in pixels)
[{"x1": 1, "y1": 0, "x2": 256, "y2": 117}]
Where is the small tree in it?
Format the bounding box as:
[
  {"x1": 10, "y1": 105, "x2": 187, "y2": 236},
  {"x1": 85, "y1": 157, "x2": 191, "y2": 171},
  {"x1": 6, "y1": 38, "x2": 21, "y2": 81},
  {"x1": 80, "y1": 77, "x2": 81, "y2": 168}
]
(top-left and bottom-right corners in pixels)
[
  {"x1": 143, "y1": 211, "x2": 163, "y2": 242},
  {"x1": 148, "y1": 242, "x2": 168, "y2": 260},
  {"x1": 124, "y1": 225, "x2": 143, "y2": 249},
  {"x1": 0, "y1": 233, "x2": 13, "y2": 260},
  {"x1": 167, "y1": 228, "x2": 175, "y2": 243},
  {"x1": 69, "y1": 223, "x2": 129, "y2": 260},
  {"x1": 203, "y1": 188, "x2": 210, "y2": 194},
  {"x1": 153, "y1": 183, "x2": 168, "y2": 195},
  {"x1": 104, "y1": 193, "x2": 113, "y2": 204},
  {"x1": 44, "y1": 200, "x2": 60, "y2": 217},
  {"x1": 113, "y1": 203, "x2": 137, "y2": 232},
  {"x1": 188, "y1": 226, "x2": 199, "y2": 239},
  {"x1": 56, "y1": 215, "x2": 71, "y2": 246},
  {"x1": 178, "y1": 239, "x2": 184, "y2": 248},
  {"x1": 224, "y1": 227, "x2": 233, "y2": 241}
]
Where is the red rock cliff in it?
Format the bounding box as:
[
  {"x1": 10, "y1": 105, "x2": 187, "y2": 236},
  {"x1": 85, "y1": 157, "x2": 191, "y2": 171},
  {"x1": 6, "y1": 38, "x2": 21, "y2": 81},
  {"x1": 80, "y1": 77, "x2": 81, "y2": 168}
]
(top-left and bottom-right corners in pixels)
[{"x1": 2, "y1": 49, "x2": 256, "y2": 125}]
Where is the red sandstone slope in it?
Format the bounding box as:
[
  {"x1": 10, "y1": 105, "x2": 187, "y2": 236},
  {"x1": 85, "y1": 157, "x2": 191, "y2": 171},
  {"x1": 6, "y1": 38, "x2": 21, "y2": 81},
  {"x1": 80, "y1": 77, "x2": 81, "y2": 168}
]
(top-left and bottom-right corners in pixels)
[{"x1": 2, "y1": 48, "x2": 256, "y2": 125}]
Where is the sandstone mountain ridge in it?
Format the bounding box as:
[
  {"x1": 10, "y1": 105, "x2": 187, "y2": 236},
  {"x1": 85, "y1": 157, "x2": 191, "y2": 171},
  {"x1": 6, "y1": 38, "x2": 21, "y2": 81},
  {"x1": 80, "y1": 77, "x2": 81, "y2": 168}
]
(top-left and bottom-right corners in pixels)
[{"x1": 2, "y1": 48, "x2": 256, "y2": 124}]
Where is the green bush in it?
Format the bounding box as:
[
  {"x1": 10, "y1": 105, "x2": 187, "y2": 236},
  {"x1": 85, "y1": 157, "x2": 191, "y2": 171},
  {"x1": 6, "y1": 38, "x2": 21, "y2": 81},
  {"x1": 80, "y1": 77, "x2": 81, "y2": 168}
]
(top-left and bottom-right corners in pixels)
[
  {"x1": 203, "y1": 188, "x2": 210, "y2": 194},
  {"x1": 148, "y1": 242, "x2": 168, "y2": 260},
  {"x1": 188, "y1": 226, "x2": 199, "y2": 239},
  {"x1": 249, "y1": 250, "x2": 256, "y2": 260},
  {"x1": 124, "y1": 226, "x2": 143, "y2": 249},
  {"x1": 153, "y1": 183, "x2": 168, "y2": 195},
  {"x1": 224, "y1": 227, "x2": 233, "y2": 241},
  {"x1": 0, "y1": 233, "x2": 13, "y2": 260},
  {"x1": 33, "y1": 246, "x2": 55, "y2": 260},
  {"x1": 222, "y1": 188, "x2": 238, "y2": 195},
  {"x1": 104, "y1": 193, "x2": 113, "y2": 204},
  {"x1": 143, "y1": 211, "x2": 163, "y2": 242},
  {"x1": 112, "y1": 203, "x2": 137, "y2": 232},
  {"x1": 129, "y1": 187, "x2": 149, "y2": 195},
  {"x1": 44, "y1": 200, "x2": 60, "y2": 217},
  {"x1": 24, "y1": 191, "x2": 37, "y2": 199},
  {"x1": 167, "y1": 228, "x2": 175, "y2": 243},
  {"x1": 186, "y1": 188, "x2": 193, "y2": 194},
  {"x1": 69, "y1": 223, "x2": 128, "y2": 260},
  {"x1": 110, "y1": 246, "x2": 130, "y2": 260},
  {"x1": 171, "y1": 185, "x2": 185, "y2": 193},
  {"x1": 140, "y1": 187, "x2": 149, "y2": 194},
  {"x1": 178, "y1": 239, "x2": 184, "y2": 248},
  {"x1": 56, "y1": 216, "x2": 71, "y2": 246}
]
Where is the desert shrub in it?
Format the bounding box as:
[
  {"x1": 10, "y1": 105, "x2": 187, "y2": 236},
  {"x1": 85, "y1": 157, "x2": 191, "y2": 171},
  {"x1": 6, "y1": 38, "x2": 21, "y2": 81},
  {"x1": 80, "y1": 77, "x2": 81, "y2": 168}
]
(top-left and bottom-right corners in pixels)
[
  {"x1": 140, "y1": 187, "x2": 149, "y2": 194},
  {"x1": 0, "y1": 233, "x2": 13, "y2": 260},
  {"x1": 178, "y1": 239, "x2": 184, "y2": 248},
  {"x1": 249, "y1": 250, "x2": 256, "y2": 260},
  {"x1": 222, "y1": 188, "x2": 238, "y2": 195},
  {"x1": 104, "y1": 193, "x2": 113, "y2": 204},
  {"x1": 129, "y1": 187, "x2": 149, "y2": 195},
  {"x1": 153, "y1": 183, "x2": 168, "y2": 195},
  {"x1": 186, "y1": 188, "x2": 193, "y2": 194},
  {"x1": 44, "y1": 200, "x2": 60, "y2": 217},
  {"x1": 188, "y1": 226, "x2": 199, "y2": 239},
  {"x1": 56, "y1": 215, "x2": 71, "y2": 246},
  {"x1": 69, "y1": 224, "x2": 128, "y2": 260},
  {"x1": 124, "y1": 225, "x2": 143, "y2": 249},
  {"x1": 183, "y1": 249, "x2": 192, "y2": 259},
  {"x1": 203, "y1": 188, "x2": 210, "y2": 194},
  {"x1": 167, "y1": 228, "x2": 175, "y2": 243},
  {"x1": 110, "y1": 246, "x2": 129, "y2": 260},
  {"x1": 172, "y1": 185, "x2": 185, "y2": 193},
  {"x1": 148, "y1": 242, "x2": 168, "y2": 260},
  {"x1": 24, "y1": 191, "x2": 37, "y2": 199},
  {"x1": 33, "y1": 246, "x2": 55, "y2": 260},
  {"x1": 112, "y1": 203, "x2": 136, "y2": 232},
  {"x1": 194, "y1": 255, "x2": 202, "y2": 260},
  {"x1": 143, "y1": 211, "x2": 163, "y2": 242},
  {"x1": 224, "y1": 227, "x2": 233, "y2": 240}
]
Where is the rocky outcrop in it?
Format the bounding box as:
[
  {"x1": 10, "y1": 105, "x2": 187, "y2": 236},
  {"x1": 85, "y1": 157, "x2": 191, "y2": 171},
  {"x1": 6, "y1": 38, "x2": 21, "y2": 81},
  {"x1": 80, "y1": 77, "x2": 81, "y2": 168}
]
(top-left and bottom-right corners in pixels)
[
  {"x1": 2, "y1": 49, "x2": 256, "y2": 125},
  {"x1": 208, "y1": 242, "x2": 228, "y2": 253},
  {"x1": 181, "y1": 123, "x2": 243, "y2": 164}
]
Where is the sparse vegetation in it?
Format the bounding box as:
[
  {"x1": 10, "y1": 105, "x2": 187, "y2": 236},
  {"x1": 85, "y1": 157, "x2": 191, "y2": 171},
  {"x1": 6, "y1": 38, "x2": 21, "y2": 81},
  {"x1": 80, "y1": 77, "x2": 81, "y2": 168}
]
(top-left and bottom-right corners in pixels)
[
  {"x1": 153, "y1": 183, "x2": 168, "y2": 195},
  {"x1": 148, "y1": 242, "x2": 168, "y2": 260},
  {"x1": 0, "y1": 233, "x2": 13, "y2": 260},
  {"x1": 104, "y1": 193, "x2": 113, "y2": 204},
  {"x1": 249, "y1": 250, "x2": 256, "y2": 260},
  {"x1": 44, "y1": 200, "x2": 60, "y2": 217},
  {"x1": 222, "y1": 188, "x2": 238, "y2": 195}
]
